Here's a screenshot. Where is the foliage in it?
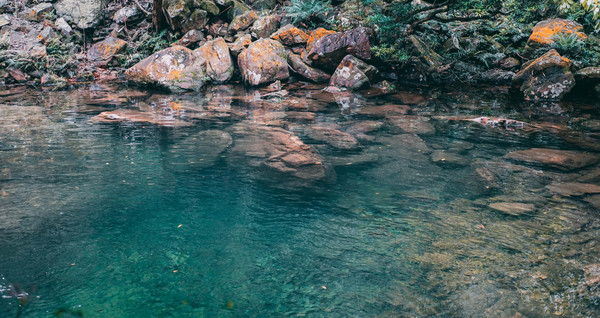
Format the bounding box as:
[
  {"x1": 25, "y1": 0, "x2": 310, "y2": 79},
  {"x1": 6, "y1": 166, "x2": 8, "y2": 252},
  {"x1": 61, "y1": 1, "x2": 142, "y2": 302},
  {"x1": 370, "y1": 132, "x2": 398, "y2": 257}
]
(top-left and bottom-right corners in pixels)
[
  {"x1": 557, "y1": 0, "x2": 600, "y2": 29},
  {"x1": 119, "y1": 29, "x2": 171, "y2": 68},
  {"x1": 284, "y1": 0, "x2": 332, "y2": 26},
  {"x1": 547, "y1": 31, "x2": 600, "y2": 66}
]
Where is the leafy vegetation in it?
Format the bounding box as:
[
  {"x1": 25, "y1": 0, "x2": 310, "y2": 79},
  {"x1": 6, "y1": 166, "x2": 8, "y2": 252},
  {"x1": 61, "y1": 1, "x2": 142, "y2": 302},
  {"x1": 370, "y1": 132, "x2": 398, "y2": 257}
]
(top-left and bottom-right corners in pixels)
[{"x1": 284, "y1": 0, "x2": 333, "y2": 26}]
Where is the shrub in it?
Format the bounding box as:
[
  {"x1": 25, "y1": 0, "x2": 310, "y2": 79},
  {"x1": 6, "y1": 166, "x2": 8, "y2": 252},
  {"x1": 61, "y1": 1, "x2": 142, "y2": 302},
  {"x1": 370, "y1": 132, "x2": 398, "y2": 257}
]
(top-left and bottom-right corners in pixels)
[{"x1": 284, "y1": 0, "x2": 332, "y2": 26}]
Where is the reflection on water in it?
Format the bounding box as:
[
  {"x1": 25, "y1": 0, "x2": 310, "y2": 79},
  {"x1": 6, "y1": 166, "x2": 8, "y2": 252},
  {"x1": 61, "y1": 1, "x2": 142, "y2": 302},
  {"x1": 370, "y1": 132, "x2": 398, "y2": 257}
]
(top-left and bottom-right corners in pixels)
[{"x1": 1, "y1": 83, "x2": 600, "y2": 317}]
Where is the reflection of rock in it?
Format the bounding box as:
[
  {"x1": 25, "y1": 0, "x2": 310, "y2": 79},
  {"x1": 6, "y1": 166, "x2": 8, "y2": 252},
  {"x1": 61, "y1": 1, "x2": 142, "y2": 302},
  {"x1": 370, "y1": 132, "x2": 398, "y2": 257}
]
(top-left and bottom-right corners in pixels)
[
  {"x1": 90, "y1": 109, "x2": 192, "y2": 127},
  {"x1": 545, "y1": 182, "x2": 600, "y2": 196},
  {"x1": 230, "y1": 123, "x2": 328, "y2": 182},
  {"x1": 488, "y1": 202, "x2": 535, "y2": 216},
  {"x1": 170, "y1": 130, "x2": 232, "y2": 169},
  {"x1": 504, "y1": 148, "x2": 599, "y2": 171},
  {"x1": 308, "y1": 126, "x2": 360, "y2": 150},
  {"x1": 356, "y1": 105, "x2": 410, "y2": 118},
  {"x1": 389, "y1": 115, "x2": 435, "y2": 135}
]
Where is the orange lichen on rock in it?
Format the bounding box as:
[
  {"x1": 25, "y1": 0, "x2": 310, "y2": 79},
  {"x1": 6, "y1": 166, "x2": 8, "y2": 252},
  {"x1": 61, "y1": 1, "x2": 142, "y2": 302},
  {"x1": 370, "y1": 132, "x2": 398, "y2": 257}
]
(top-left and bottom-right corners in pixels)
[
  {"x1": 527, "y1": 18, "x2": 587, "y2": 47},
  {"x1": 306, "y1": 27, "x2": 336, "y2": 52},
  {"x1": 87, "y1": 37, "x2": 127, "y2": 66},
  {"x1": 270, "y1": 24, "x2": 309, "y2": 46}
]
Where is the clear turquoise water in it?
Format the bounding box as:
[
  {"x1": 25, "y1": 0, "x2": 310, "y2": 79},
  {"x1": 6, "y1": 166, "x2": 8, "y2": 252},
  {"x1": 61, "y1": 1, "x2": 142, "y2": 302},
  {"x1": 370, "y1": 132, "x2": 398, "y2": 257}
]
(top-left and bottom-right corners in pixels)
[{"x1": 1, "y1": 84, "x2": 600, "y2": 317}]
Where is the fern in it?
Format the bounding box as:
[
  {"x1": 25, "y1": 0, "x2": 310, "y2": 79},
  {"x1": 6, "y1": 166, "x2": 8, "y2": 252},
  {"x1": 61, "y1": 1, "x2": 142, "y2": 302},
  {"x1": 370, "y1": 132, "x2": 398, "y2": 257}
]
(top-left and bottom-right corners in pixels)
[{"x1": 284, "y1": 0, "x2": 332, "y2": 25}]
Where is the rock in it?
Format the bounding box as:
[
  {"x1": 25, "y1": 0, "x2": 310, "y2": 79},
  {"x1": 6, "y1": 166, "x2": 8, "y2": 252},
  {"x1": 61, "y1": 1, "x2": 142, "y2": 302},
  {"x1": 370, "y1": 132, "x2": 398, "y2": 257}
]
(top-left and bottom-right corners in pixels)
[
  {"x1": 545, "y1": 182, "x2": 600, "y2": 196},
  {"x1": 583, "y1": 264, "x2": 600, "y2": 287},
  {"x1": 488, "y1": 202, "x2": 536, "y2": 216},
  {"x1": 250, "y1": 0, "x2": 276, "y2": 11},
  {"x1": 270, "y1": 24, "x2": 309, "y2": 46},
  {"x1": 195, "y1": 37, "x2": 233, "y2": 83},
  {"x1": 238, "y1": 38, "x2": 289, "y2": 86},
  {"x1": 288, "y1": 53, "x2": 330, "y2": 83},
  {"x1": 173, "y1": 29, "x2": 204, "y2": 47},
  {"x1": 87, "y1": 36, "x2": 127, "y2": 66},
  {"x1": 407, "y1": 35, "x2": 443, "y2": 70},
  {"x1": 328, "y1": 152, "x2": 379, "y2": 167},
  {"x1": 227, "y1": 0, "x2": 251, "y2": 20},
  {"x1": 229, "y1": 10, "x2": 258, "y2": 33},
  {"x1": 330, "y1": 55, "x2": 380, "y2": 90},
  {"x1": 8, "y1": 68, "x2": 29, "y2": 82},
  {"x1": 356, "y1": 105, "x2": 410, "y2": 118},
  {"x1": 0, "y1": 14, "x2": 9, "y2": 27},
  {"x1": 575, "y1": 67, "x2": 600, "y2": 80},
  {"x1": 230, "y1": 123, "x2": 328, "y2": 182},
  {"x1": 504, "y1": 148, "x2": 599, "y2": 171},
  {"x1": 346, "y1": 121, "x2": 383, "y2": 134},
  {"x1": 163, "y1": 0, "x2": 218, "y2": 32},
  {"x1": 500, "y1": 57, "x2": 520, "y2": 70},
  {"x1": 125, "y1": 45, "x2": 206, "y2": 92},
  {"x1": 430, "y1": 150, "x2": 470, "y2": 168},
  {"x1": 229, "y1": 34, "x2": 252, "y2": 56},
  {"x1": 250, "y1": 14, "x2": 279, "y2": 38},
  {"x1": 113, "y1": 6, "x2": 142, "y2": 23},
  {"x1": 90, "y1": 109, "x2": 192, "y2": 127},
  {"x1": 26, "y1": 3, "x2": 53, "y2": 21},
  {"x1": 308, "y1": 126, "x2": 359, "y2": 150},
  {"x1": 170, "y1": 130, "x2": 232, "y2": 168},
  {"x1": 55, "y1": 0, "x2": 103, "y2": 29},
  {"x1": 511, "y1": 49, "x2": 575, "y2": 101},
  {"x1": 391, "y1": 91, "x2": 426, "y2": 105},
  {"x1": 526, "y1": 18, "x2": 587, "y2": 51},
  {"x1": 388, "y1": 115, "x2": 435, "y2": 135},
  {"x1": 55, "y1": 17, "x2": 73, "y2": 36},
  {"x1": 584, "y1": 194, "x2": 600, "y2": 209},
  {"x1": 306, "y1": 27, "x2": 374, "y2": 72},
  {"x1": 306, "y1": 27, "x2": 336, "y2": 53}
]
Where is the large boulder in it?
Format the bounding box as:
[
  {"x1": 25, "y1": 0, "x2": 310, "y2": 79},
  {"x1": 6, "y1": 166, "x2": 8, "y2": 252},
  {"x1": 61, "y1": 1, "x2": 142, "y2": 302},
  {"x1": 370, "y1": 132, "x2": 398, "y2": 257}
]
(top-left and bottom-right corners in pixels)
[
  {"x1": 288, "y1": 53, "x2": 330, "y2": 83},
  {"x1": 525, "y1": 18, "x2": 587, "y2": 52},
  {"x1": 195, "y1": 37, "x2": 233, "y2": 83},
  {"x1": 511, "y1": 49, "x2": 575, "y2": 101},
  {"x1": 330, "y1": 55, "x2": 380, "y2": 90},
  {"x1": 125, "y1": 45, "x2": 206, "y2": 92},
  {"x1": 306, "y1": 27, "x2": 336, "y2": 53},
  {"x1": 55, "y1": 0, "x2": 103, "y2": 29},
  {"x1": 306, "y1": 27, "x2": 374, "y2": 72},
  {"x1": 238, "y1": 38, "x2": 289, "y2": 86},
  {"x1": 87, "y1": 36, "x2": 127, "y2": 66},
  {"x1": 250, "y1": 14, "x2": 280, "y2": 38}
]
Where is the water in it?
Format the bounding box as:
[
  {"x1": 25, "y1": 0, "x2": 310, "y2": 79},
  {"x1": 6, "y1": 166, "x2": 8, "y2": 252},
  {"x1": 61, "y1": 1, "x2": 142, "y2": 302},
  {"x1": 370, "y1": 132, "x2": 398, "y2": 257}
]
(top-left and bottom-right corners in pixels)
[{"x1": 1, "y1": 83, "x2": 600, "y2": 317}]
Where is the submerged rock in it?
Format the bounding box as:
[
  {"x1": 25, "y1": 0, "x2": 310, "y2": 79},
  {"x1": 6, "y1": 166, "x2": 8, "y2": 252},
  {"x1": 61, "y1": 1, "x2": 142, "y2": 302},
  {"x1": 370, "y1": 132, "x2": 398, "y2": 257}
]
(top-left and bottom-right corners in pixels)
[
  {"x1": 170, "y1": 130, "x2": 232, "y2": 168},
  {"x1": 125, "y1": 45, "x2": 206, "y2": 92},
  {"x1": 230, "y1": 123, "x2": 328, "y2": 182},
  {"x1": 430, "y1": 150, "x2": 470, "y2": 168},
  {"x1": 545, "y1": 182, "x2": 600, "y2": 196},
  {"x1": 308, "y1": 126, "x2": 360, "y2": 150},
  {"x1": 389, "y1": 115, "x2": 435, "y2": 135},
  {"x1": 238, "y1": 39, "x2": 289, "y2": 86},
  {"x1": 488, "y1": 202, "x2": 536, "y2": 216},
  {"x1": 511, "y1": 49, "x2": 575, "y2": 101},
  {"x1": 504, "y1": 148, "x2": 599, "y2": 171},
  {"x1": 195, "y1": 37, "x2": 233, "y2": 83},
  {"x1": 90, "y1": 109, "x2": 192, "y2": 127}
]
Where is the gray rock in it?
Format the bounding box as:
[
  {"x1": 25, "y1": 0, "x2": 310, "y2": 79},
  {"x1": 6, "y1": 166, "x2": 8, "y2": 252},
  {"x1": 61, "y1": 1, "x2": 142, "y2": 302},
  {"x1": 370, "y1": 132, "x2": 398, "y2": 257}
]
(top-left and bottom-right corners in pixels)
[
  {"x1": 330, "y1": 55, "x2": 380, "y2": 90},
  {"x1": 55, "y1": 0, "x2": 103, "y2": 29},
  {"x1": 113, "y1": 6, "x2": 142, "y2": 23},
  {"x1": 55, "y1": 17, "x2": 72, "y2": 35},
  {"x1": 251, "y1": 14, "x2": 279, "y2": 38}
]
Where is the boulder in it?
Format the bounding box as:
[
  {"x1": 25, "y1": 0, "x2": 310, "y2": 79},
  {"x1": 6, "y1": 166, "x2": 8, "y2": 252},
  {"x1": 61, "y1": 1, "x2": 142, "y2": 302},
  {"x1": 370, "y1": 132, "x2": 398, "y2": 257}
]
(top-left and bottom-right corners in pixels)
[
  {"x1": 227, "y1": 0, "x2": 251, "y2": 20},
  {"x1": 238, "y1": 38, "x2": 289, "y2": 86},
  {"x1": 230, "y1": 123, "x2": 328, "y2": 182},
  {"x1": 163, "y1": 0, "x2": 219, "y2": 32},
  {"x1": 511, "y1": 49, "x2": 575, "y2": 101},
  {"x1": 504, "y1": 148, "x2": 599, "y2": 171},
  {"x1": 526, "y1": 18, "x2": 587, "y2": 51},
  {"x1": 250, "y1": 0, "x2": 276, "y2": 11},
  {"x1": 270, "y1": 24, "x2": 309, "y2": 46},
  {"x1": 308, "y1": 126, "x2": 359, "y2": 150},
  {"x1": 306, "y1": 27, "x2": 336, "y2": 53},
  {"x1": 55, "y1": 0, "x2": 103, "y2": 29},
  {"x1": 288, "y1": 53, "x2": 330, "y2": 83},
  {"x1": 329, "y1": 55, "x2": 380, "y2": 90},
  {"x1": 87, "y1": 36, "x2": 127, "y2": 66},
  {"x1": 195, "y1": 37, "x2": 233, "y2": 83},
  {"x1": 125, "y1": 45, "x2": 206, "y2": 92},
  {"x1": 250, "y1": 14, "x2": 279, "y2": 38},
  {"x1": 26, "y1": 3, "x2": 53, "y2": 21},
  {"x1": 306, "y1": 27, "x2": 373, "y2": 72},
  {"x1": 228, "y1": 10, "x2": 258, "y2": 33},
  {"x1": 229, "y1": 34, "x2": 252, "y2": 56}
]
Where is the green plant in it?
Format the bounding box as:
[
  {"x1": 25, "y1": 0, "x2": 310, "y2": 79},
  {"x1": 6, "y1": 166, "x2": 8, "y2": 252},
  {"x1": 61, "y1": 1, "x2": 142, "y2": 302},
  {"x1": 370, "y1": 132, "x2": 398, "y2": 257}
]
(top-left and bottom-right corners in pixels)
[
  {"x1": 557, "y1": 0, "x2": 600, "y2": 29},
  {"x1": 284, "y1": 0, "x2": 332, "y2": 25},
  {"x1": 551, "y1": 31, "x2": 586, "y2": 53}
]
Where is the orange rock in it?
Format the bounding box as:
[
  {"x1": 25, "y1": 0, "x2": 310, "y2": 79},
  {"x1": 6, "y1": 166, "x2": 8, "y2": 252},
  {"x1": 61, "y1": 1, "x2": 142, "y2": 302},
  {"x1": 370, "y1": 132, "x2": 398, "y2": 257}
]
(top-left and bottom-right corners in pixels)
[
  {"x1": 87, "y1": 36, "x2": 127, "y2": 66},
  {"x1": 270, "y1": 24, "x2": 309, "y2": 46},
  {"x1": 229, "y1": 10, "x2": 258, "y2": 33},
  {"x1": 195, "y1": 37, "x2": 233, "y2": 83},
  {"x1": 306, "y1": 27, "x2": 336, "y2": 52},
  {"x1": 527, "y1": 18, "x2": 587, "y2": 48},
  {"x1": 238, "y1": 38, "x2": 289, "y2": 86},
  {"x1": 125, "y1": 45, "x2": 206, "y2": 92}
]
